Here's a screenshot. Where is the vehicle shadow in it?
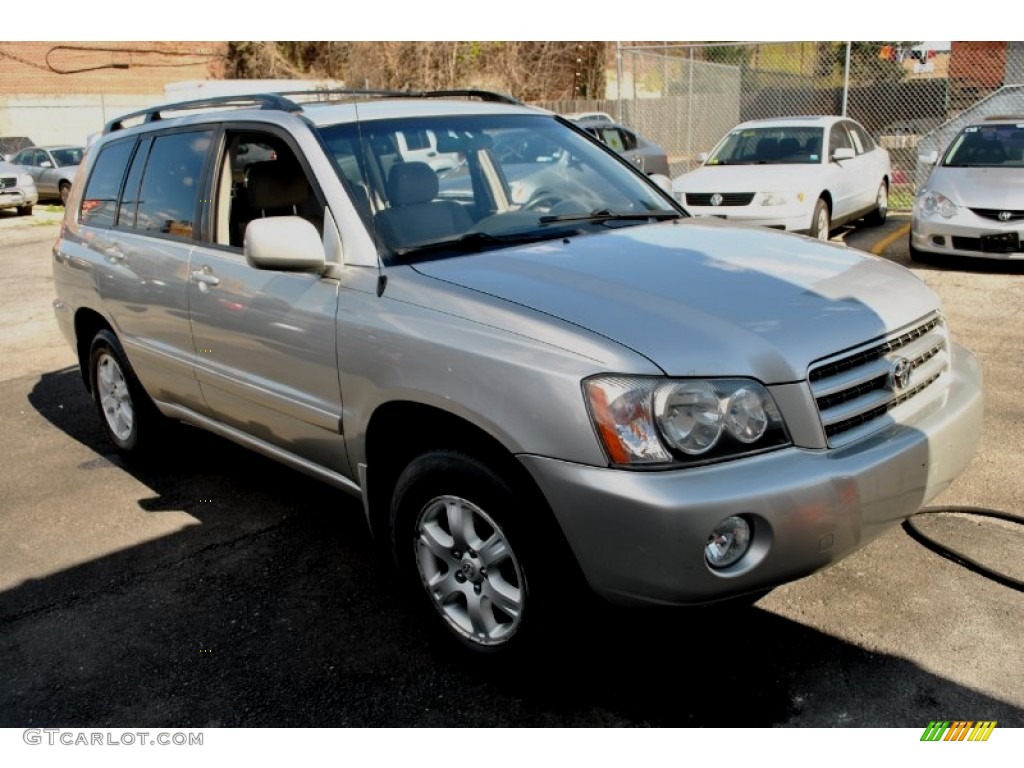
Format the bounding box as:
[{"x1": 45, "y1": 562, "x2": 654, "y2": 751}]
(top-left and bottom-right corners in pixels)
[{"x1": 3, "y1": 367, "x2": 1020, "y2": 728}]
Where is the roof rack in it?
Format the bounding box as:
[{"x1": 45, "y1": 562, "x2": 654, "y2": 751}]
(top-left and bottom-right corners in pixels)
[
  {"x1": 103, "y1": 93, "x2": 304, "y2": 134},
  {"x1": 102, "y1": 88, "x2": 522, "y2": 135}
]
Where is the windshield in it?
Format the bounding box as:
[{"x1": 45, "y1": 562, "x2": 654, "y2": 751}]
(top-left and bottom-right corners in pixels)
[
  {"x1": 51, "y1": 147, "x2": 85, "y2": 167},
  {"x1": 706, "y1": 127, "x2": 824, "y2": 165},
  {"x1": 943, "y1": 124, "x2": 1024, "y2": 168},
  {"x1": 316, "y1": 113, "x2": 679, "y2": 262}
]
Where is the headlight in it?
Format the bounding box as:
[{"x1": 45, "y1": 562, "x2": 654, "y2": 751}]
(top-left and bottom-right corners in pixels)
[
  {"x1": 584, "y1": 376, "x2": 790, "y2": 467},
  {"x1": 759, "y1": 192, "x2": 805, "y2": 207},
  {"x1": 917, "y1": 189, "x2": 958, "y2": 218},
  {"x1": 18, "y1": 173, "x2": 35, "y2": 187}
]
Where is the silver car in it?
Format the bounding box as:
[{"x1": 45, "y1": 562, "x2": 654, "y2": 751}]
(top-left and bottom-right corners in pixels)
[
  {"x1": 0, "y1": 158, "x2": 38, "y2": 215},
  {"x1": 10, "y1": 145, "x2": 84, "y2": 206},
  {"x1": 911, "y1": 116, "x2": 1024, "y2": 262},
  {"x1": 52, "y1": 91, "x2": 983, "y2": 659}
]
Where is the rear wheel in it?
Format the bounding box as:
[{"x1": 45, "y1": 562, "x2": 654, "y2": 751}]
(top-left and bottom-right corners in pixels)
[
  {"x1": 865, "y1": 182, "x2": 888, "y2": 226},
  {"x1": 809, "y1": 198, "x2": 830, "y2": 240},
  {"x1": 88, "y1": 329, "x2": 163, "y2": 453}
]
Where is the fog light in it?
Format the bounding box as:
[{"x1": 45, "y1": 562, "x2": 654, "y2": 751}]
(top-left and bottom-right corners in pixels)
[
  {"x1": 705, "y1": 516, "x2": 751, "y2": 568},
  {"x1": 930, "y1": 235, "x2": 946, "y2": 246}
]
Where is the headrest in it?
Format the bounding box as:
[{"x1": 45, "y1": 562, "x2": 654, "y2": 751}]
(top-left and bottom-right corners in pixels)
[
  {"x1": 386, "y1": 162, "x2": 438, "y2": 207},
  {"x1": 246, "y1": 159, "x2": 309, "y2": 210}
]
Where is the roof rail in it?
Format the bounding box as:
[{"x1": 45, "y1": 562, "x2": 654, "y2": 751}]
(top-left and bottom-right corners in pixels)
[
  {"x1": 101, "y1": 87, "x2": 524, "y2": 136},
  {"x1": 982, "y1": 114, "x2": 1024, "y2": 121},
  {"x1": 274, "y1": 87, "x2": 522, "y2": 105},
  {"x1": 102, "y1": 93, "x2": 304, "y2": 135}
]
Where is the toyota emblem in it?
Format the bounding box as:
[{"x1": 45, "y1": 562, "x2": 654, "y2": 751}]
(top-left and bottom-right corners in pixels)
[
  {"x1": 890, "y1": 357, "x2": 913, "y2": 391},
  {"x1": 710, "y1": 193, "x2": 724, "y2": 207},
  {"x1": 998, "y1": 211, "x2": 1012, "y2": 222}
]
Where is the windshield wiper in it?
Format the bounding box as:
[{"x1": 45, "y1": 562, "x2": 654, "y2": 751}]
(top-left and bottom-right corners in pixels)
[
  {"x1": 392, "y1": 230, "x2": 557, "y2": 259},
  {"x1": 538, "y1": 209, "x2": 682, "y2": 224}
]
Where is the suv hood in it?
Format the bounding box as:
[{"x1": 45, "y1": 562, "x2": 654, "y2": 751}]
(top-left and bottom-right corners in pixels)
[
  {"x1": 412, "y1": 219, "x2": 940, "y2": 382},
  {"x1": 673, "y1": 164, "x2": 827, "y2": 193},
  {"x1": 928, "y1": 166, "x2": 1024, "y2": 207}
]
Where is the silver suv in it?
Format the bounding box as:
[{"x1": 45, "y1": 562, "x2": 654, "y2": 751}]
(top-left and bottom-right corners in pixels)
[{"x1": 52, "y1": 90, "x2": 984, "y2": 658}]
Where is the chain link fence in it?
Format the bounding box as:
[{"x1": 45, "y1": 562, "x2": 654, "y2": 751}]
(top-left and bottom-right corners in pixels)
[{"x1": 541, "y1": 42, "x2": 1024, "y2": 211}]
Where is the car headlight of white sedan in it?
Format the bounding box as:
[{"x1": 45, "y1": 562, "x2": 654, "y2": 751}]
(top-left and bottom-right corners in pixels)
[
  {"x1": 584, "y1": 376, "x2": 791, "y2": 466},
  {"x1": 758, "y1": 191, "x2": 804, "y2": 207}
]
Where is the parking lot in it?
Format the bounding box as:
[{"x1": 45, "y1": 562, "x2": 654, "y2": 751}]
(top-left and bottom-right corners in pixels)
[{"x1": 0, "y1": 207, "x2": 1021, "y2": 728}]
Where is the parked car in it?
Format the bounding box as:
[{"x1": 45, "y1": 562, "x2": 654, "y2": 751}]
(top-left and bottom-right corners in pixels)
[
  {"x1": 0, "y1": 157, "x2": 39, "y2": 215},
  {"x1": 52, "y1": 91, "x2": 982, "y2": 659},
  {"x1": 563, "y1": 111, "x2": 615, "y2": 124},
  {"x1": 672, "y1": 116, "x2": 891, "y2": 239},
  {"x1": 10, "y1": 145, "x2": 85, "y2": 205},
  {"x1": 911, "y1": 116, "x2": 1024, "y2": 262},
  {"x1": 573, "y1": 117, "x2": 671, "y2": 177}
]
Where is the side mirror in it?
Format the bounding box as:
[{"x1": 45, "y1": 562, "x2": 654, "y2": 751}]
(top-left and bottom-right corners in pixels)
[
  {"x1": 40, "y1": 160, "x2": 53, "y2": 169},
  {"x1": 696, "y1": 152, "x2": 709, "y2": 164},
  {"x1": 832, "y1": 147, "x2": 856, "y2": 162},
  {"x1": 244, "y1": 216, "x2": 326, "y2": 272},
  {"x1": 918, "y1": 150, "x2": 939, "y2": 165}
]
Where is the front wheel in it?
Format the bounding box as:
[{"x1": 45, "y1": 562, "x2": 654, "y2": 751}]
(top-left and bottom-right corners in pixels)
[
  {"x1": 390, "y1": 450, "x2": 572, "y2": 659},
  {"x1": 865, "y1": 182, "x2": 888, "y2": 226},
  {"x1": 59, "y1": 182, "x2": 71, "y2": 207},
  {"x1": 16, "y1": 204, "x2": 32, "y2": 216},
  {"x1": 809, "y1": 198, "x2": 831, "y2": 241}
]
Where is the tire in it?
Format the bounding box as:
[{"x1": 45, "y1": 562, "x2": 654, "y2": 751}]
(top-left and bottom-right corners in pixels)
[
  {"x1": 16, "y1": 204, "x2": 32, "y2": 217},
  {"x1": 59, "y1": 182, "x2": 71, "y2": 207},
  {"x1": 809, "y1": 198, "x2": 830, "y2": 240},
  {"x1": 865, "y1": 181, "x2": 888, "y2": 226},
  {"x1": 390, "y1": 450, "x2": 570, "y2": 659},
  {"x1": 88, "y1": 329, "x2": 162, "y2": 454}
]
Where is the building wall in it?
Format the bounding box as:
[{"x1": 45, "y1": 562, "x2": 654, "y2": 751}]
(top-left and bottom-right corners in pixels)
[{"x1": 0, "y1": 41, "x2": 226, "y2": 145}]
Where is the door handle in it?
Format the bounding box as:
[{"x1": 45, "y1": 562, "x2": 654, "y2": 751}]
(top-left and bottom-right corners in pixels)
[{"x1": 190, "y1": 266, "x2": 220, "y2": 292}]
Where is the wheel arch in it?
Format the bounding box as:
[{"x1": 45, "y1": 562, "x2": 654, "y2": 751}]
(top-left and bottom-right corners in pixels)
[
  {"x1": 74, "y1": 308, "x2": 114, "y2": 392},
  {"x1": 363, "y1": 401, "x2": 532, "y2": 536}
]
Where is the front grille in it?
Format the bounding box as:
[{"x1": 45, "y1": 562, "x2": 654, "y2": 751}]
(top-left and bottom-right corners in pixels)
[
  {"x1": 969, "y1": 208, "x2": 1024, "y2": 222},
  {"x1": 685, "y1": 192, "x2": 755, "y2": 207},
  {"x1": 809, "y1": 314, "x2": 950, "y2": 447},
  {"x1": 951, "y1": 236, "x2": 1024, "y2": 253},
  {"x1": 0, "y1": 177, "x2": 15, "y2": 190}
]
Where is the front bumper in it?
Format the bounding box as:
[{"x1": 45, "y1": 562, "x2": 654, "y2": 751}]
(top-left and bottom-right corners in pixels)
[
  {"x1": 521, "y1": 344, "x2": 983, "y2": 606},
  {"x1": 683, "y1": 206, "x2": 811, "y2": 233},
  {"x1": 912, "y1": 210, "x2": 1024, "y2": 260},
  {"x1": 0, "y1": 186, "x2": 39, "y2": 210}
]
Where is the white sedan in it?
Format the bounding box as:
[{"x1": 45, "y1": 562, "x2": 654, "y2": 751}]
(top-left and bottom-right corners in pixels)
[{"x1": 672, "y1": 116, "x2": 891, "y2": 239}]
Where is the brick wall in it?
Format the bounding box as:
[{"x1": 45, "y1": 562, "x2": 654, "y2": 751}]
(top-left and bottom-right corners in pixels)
[{"x1": 0, "y1": 41, "x2": 226, "y2": 96}]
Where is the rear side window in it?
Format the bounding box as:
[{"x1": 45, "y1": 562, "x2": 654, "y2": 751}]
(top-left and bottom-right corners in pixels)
[
  {"x1": 79, "y1": 139, "x2": 134, "y2": 227},
  {"x1": 134, "y1": 131, "x2": 212, "y2": 238}
]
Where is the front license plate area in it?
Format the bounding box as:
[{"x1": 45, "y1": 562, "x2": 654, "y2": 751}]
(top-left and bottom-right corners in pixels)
[{"x1": 981, "y1": 231, "x2": 1020, "y2": 253}]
